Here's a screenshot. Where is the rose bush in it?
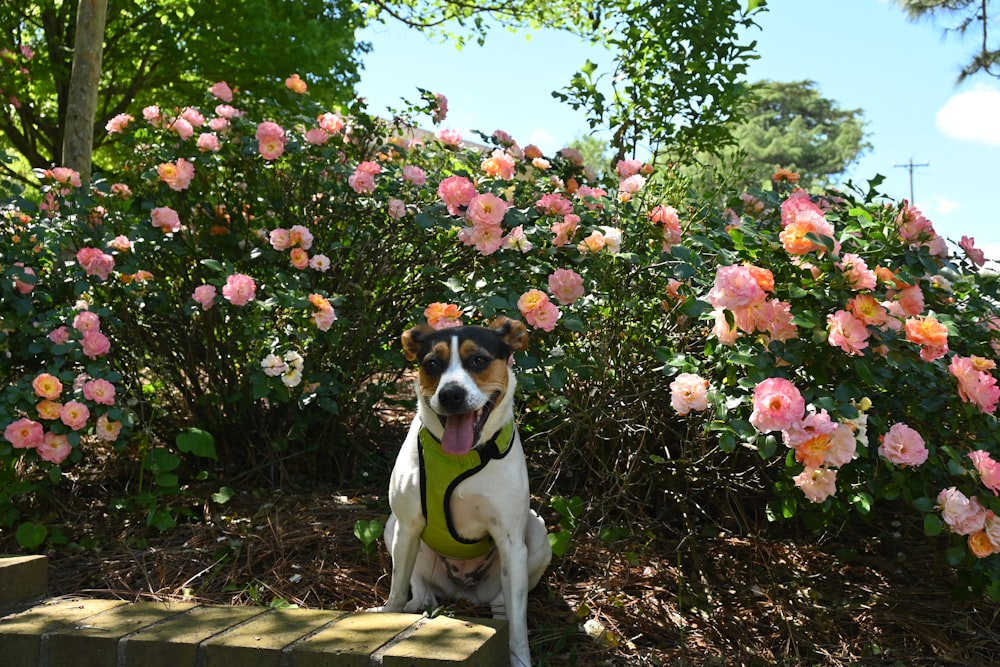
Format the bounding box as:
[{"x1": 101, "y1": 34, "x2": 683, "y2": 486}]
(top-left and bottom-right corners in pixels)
[{"x1": 4, "y1": 78, "x2": 1000, "y2": 596}]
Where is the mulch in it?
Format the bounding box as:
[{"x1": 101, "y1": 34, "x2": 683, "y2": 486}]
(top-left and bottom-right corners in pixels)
[{"x1": 20, "y1": 486, "x2": 1000, "y2": 666}]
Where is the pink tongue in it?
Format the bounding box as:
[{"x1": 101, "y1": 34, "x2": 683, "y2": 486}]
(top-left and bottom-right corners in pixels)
[{"x1": 442, "y1": 412, "x2": 476, "y2": 455}]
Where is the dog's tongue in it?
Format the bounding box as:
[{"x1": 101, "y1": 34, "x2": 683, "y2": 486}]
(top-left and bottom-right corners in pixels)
[{"x1": 442, "y1": 412, "x2": 476, "y2": 455}]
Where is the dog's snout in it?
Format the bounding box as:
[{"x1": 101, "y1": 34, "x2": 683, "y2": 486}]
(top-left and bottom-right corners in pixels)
[{"x1": 437, "y1": 383, "x2": 468, "y2": 412}]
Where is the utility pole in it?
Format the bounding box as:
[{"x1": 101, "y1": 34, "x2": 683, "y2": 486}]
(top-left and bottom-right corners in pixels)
[{"x1": 893, "y1": 157, "x2": 929, "y2": 204}]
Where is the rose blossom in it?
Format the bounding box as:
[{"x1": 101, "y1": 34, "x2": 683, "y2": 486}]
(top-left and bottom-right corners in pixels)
[
  {"x1": 222, "y1": 273, "x2": 256, "y2": 306},
  {"x1": 309, "y1": 254, "x2": 331, "y2": 272},
  {"x1": 707, "y1": 264, "x2": 767, "y2": 312},
  {"x1": 5, "y1": 417, "x2": 44, "y2": 449},
  {"x1": 289, "y1": 247, "x2": 309, "y2": 270},
  {"x1": 670, "y1": 373, "x2": 710, "y2": 415},
  {"x1": 105, "y1": 113, "x2": 133, "y2": 134},
  {"x1": 37, "y1": 432, "x2": 71, "y2": 464},
  {"x1": 517, "y1": 289, "x2": 560, "y2": 331},
  {"x1": 937, "y1": 487, "x2": 986, "y2": 535},
  {"x1": 32, "y1": 373, "x2": 62, "y2": 400},
  {"x1": 827, "y1": 309, "x2": 870, "y2": 356},
  {"x1": 318, "y1": 112, "x2": 345, "y2": 134},
  {"x1": 73, "y1": 310, "x2": 100, "y2": 333},
  {"x1": 77, "y1": 247, "x2": 115, "y2": 280},
  {"x1": 151, "y1": 206, "x2": 182, "y2": 233},
  {"x1": 209, "y1": 81, "x2": 234, "y2": 102},
  {"x1": 466, "y1": 193, "x2": 508, "y2": 227},
  {"x1": 157, "y1": 158, "x2": 195, "y2": 191},
  {"x1": 438, "y1": 175, "x2": 476, "y2": 215},
  {"x1": 81, "y1": 330, "x2": 111, "y2": 359},
  {"x1": 192, "y1": 284, "x2": 217, "y2": 310},
  {"x1": 285, "y1": 73, "x2": 307, "y2": 93},
  {"x1": 36, "y1": 400, "x2": 62, "y2": 421},
  {"x1": 261, "y1": 354, "x2": 288, "y2": 377},
  {"x1": 60, "y1": 400, "x2": 90, "y2": 431},
  {"x1": 425, "y1": 302, "x2": 463, "y2": 330},
  {"x1": 793, "y1": 466, "x2": 838, "y2": 503},
  {"x1": 402, "y1": 165, "x2": 426, "y2": 185},
  {"x1": 83, "y1": 379, "x2": 116, "y2": 406},
  {"x1": 960, "y1": 235, "x2": 987, "y2": 267},
  {"x1": 548, "y1": 268, "x2": 585, "y2": 305},
  {"x1": 435, "y1": 128, "x2": 462, "y2": 146},
  {"x1": 197, "y1": 132, "x2": 221, "y2": 152},
  {"x1": 504, "y1": 225, "x2": 533, "y2": 253},
  {"x1": 969, "y1": 450, "x2": 1000, "y2": 495},
  {"x1": 96, "y1": 415, "x2": 123, "y2": 441},
  {"x1": 878, "y1": 422, "x2": 928, "y2": 467},
  {"x1": 749, "y1": 377, "x2": 805, "y2": 433}
]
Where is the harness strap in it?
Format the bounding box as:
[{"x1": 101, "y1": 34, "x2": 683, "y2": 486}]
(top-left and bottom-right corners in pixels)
[{"x1": 417, "y1": 420, "x2": 515, "y2": 560}]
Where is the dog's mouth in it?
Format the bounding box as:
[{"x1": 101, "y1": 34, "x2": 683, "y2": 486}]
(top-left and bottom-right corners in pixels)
[{"x1": 438, "y1": 392, "x2": 499, "y2": 456}]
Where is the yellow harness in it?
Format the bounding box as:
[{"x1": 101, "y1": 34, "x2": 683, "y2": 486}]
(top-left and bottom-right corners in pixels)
[{"x1": 418, "y1": 420, "x2": 515, "y2": 560}]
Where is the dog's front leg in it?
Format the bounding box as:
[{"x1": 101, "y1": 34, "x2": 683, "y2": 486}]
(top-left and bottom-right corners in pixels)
[
  {"x1": 370, "y1": 512, "x2": 423, "y2": 612},
  {"x1": 495, "y1": 523, "x2": 532, "y2": 667}
]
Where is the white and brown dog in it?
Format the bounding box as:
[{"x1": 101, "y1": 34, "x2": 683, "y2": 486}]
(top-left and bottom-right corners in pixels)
[{"x1": 371, "y1": 316, "x2": 551, "y2": 667}]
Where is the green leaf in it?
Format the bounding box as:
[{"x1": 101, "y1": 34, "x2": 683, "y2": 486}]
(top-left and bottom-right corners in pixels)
[
  {"x1": 176, "y1": 428, "x2": 218, "y2": 460},
  {"x1": 213, "y1": 486, "x2": 235, "y2": 504},
  {"x1": 354, "y1": 519, "x2": 385, "y2": 548},
  {"x1": 16, "y1": 522, "x2": 48, "y2": 549},
  {"x1": 548, "y1": 529, "x2": 572, "y2": 558},
  {"x1": 923, "y1": 513, "x2": 944, "y2": 537}
]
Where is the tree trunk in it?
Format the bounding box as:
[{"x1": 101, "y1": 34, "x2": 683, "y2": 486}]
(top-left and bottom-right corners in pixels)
[{"x1": 62, "y1": 0, "x2": 108, "y2": 186}]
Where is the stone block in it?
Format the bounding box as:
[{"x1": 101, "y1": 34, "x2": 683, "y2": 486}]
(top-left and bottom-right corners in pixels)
[
  {"x1": 202, "y1": 607, "x2": 342, "y2": 667},
  {"x1": 0, "y1": 555, "x2": 48, "y2": 610},
  {"x1": 289, "y1": 612, "x2": 420, "y2": 667},
  {"x1": 123, "y1": 604, "x2": 268, "y2": 666}
]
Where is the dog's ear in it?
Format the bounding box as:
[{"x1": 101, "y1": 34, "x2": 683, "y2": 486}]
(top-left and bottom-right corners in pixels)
[
  {"x1": 490, "y1": 316, "x2": 529, "y2": 352},
  {"x1": 401, "y1": 324, "x2": 434, "y2": 361}
]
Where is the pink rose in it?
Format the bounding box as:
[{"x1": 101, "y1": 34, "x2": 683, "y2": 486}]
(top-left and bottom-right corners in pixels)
[
  {"x1": 317, "y1": 112, "x2": 345, "y2": 134},
  {"x1": 192, "y1": 284, "x2": 217, "y2": 310},
  {"x1": 32, "y1": 373, "x2": 62, "y2": 400},
  {"x1": 749, "y1": 377, "x2": 805, "y2": 433},
  {"x1": 303, "y1": 128, "x2": 328, "y2": 145},
  {"x1": 466, "y1": 193, "x2": 508, "y2": 227},
  {"x1": 49, "y1": 326, "x2": 71, "y2": 345},
  {"x1": 83, "y1": 379, "x2": 116, "y2": 406},
  {"x1": 793, "y1": 466, "x2": 838, "y2": 503},
  {"x1": 950, "y1": 355, "x2": 1000, "y2": 414},
  {"x1": 437, "y1": 175, "x2": 476, "y2": 215},
  {"x1": 457, "y1": 224, "x2": 505, "y2": 255},
  {"x1": 435, "y1": 128, "x2": 462, "y2": 146},
  {"x1": 548, "y1": 269, "x2": 585, "y2": 305},
  {"x1": 826, "y1": 309, "x2": 870, "y2": 356},
  {"x1": 13, "y1": 263, "x2": 36, "y2": 294},
  {"x1": 969, "y1": 450, "x2": 1000, "y2": 495},
  {"x1": 285, "y1": 73, "x2": 307, "y2": 93},
  {"x1": 105, "y1": 113, "x2": 133, "y2": 134},
  {"x1": 670, "y1": 373, "x2": 710, "y2": 416},
  {"x1": 269, "y1": 228, "x2": 292, "y2": 251},
  {"x1": 81, "y1": 330, "x2": 111, "y2": 359},
  {"x1": 151, "y1": 206, "x2": 182, "y2": 233},
  {"x1": 518, "y1": 289, "x2": 561, "y2": 331},
  {"x1": 38, "y1": 432, "x2": 71, "y2": 464},
  {"x1": 432, "y1": 92, "x2": 448, "y2": 124},
  {"x1": 707, "y1": 264, "x2": 767, "y2": 312},
  {"x1": 960, "y1": 235, "x2": 987, "y2": 267},
  {"x1": 309, "y1": 254, "x2": 331, "y2": 272},
  {"x1": 96, "y1": 414, "x2": 123, "y2": 442},
  {"x1": 209, "y1": 81, "x2": 233, "y2": 102},
  {"x1": 288, "y1": 225, "x2": 314, "y2": 250},
  {"x1": 157, "y1": 158, "x2": 195, "y2": 191},
  {"x1": 4, "y1": 417, "x2": 44, "y2": 449},
  {"x1": 222, "y1": 273, "x2": 256, "y2": 306},
  {"x1": 878, "y1": 422, "x2": 928, "y2": 467},
  {"x1": 197, "y1": 132, "x2": 221, "y2": 152},
  {"x1": 289, "y1": 248, "x2": 309, "y2": 270},
  {"x1": 348, "y1": 170, "x2": 376, "y2": 194},
  {"x1": 388, "y1": 198, "x2": 406, "y2": 219},
  {"x1": 402, "y1": 165, "x2": 426, "y2": 185},
  {"x1": 937, "y1": 487, "x2": 986, "y2": 535},
  {"x1": 256, "y1": 121, "x2": 285, "y2": 141},
  {"x1": 76, "y1": 247, "x2": 115, "y2": 280},
  {"x1": 60, "y1": 400, "x2": 90, "y2": 431},
  {"x1": 535, "y1": 193, "x2": 573, "y2": 216}
]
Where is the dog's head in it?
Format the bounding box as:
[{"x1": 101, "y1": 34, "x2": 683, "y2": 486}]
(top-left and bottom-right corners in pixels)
[{"x1": 401, "y1": 316, "x2": 528, "y2": 455}]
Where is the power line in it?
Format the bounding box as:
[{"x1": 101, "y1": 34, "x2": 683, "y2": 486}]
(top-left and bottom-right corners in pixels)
[{"x1": 893, "y1": 158, "x2": 929, "y2": 204}]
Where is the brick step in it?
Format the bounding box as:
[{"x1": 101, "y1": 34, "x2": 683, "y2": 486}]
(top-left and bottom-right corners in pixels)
[{"x1": 0, "y1": 556, "x2": 507, "y2": 666}]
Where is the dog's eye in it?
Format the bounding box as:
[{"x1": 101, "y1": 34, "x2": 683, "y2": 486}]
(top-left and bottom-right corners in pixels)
[
  {"x1": 467, "y1": 355, "x2": 491, "y2": 371},
  {"x1": 422, "y1": 358, "x2": 443, "y2": 375}
]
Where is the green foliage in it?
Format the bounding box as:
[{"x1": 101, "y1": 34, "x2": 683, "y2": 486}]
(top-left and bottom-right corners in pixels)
[
  {"x1": 354, "y1": 518, "x2": 385, "y2": 555},
  {"x1": 892, "y1": 0, "x2": 1000, "y2": 81},
  {"x1": 556, "y1": 0, "x2": 765, "y2": 159},
  {"x1": 0, "y1": 0, "x2": 368, "y2": 171},
  {"x1": 4, "y1": 72, "x2": 1000, "y2": 598}
]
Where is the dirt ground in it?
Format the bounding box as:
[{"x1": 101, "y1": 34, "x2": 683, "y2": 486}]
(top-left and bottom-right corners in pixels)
[{"x1": 11, "y1": 481, "x2": 999, "y2": 667}]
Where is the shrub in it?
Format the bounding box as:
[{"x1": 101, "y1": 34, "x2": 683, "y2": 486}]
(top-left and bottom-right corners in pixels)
[{"x1": 3, "y1": 79, "x2": 1000, "y2": 600}]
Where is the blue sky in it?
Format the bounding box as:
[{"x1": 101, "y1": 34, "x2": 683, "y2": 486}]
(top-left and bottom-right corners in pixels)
[{"x1": 356, "y1": 0, "x2": 1000, "y2": 257}]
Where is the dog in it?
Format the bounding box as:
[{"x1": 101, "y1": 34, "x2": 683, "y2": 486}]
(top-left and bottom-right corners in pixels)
[{"x1": 371, "y1": 316, "x2": 552, "y2": 667}]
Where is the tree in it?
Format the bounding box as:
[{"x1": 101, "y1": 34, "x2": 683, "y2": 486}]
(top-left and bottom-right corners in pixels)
[
  {"x1": 893, "y1": 0, "x2": 1000, "y2": 81},
  {"x1": 62, "y1": 0, "x2": 108, "y2": 186},
  {"x1": 0, "y1": 0, "x2": 367, "y2": 178},
  {"x1": 730, "y1": 80, "x2": 870, "y2": 189}
]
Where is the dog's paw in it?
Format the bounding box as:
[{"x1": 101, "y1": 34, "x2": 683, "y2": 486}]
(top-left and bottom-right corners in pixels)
[{"x1": 366, "y1": 605, "x2": 400, "y2": 613}]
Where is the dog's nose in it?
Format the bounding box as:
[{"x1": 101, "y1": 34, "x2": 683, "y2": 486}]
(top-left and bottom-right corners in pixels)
[{"x1": 437, "y1": 383, "x2": 467, "y2": 412}]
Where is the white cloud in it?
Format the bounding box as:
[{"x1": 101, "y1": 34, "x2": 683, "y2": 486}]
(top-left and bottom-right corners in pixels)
[
  {"x1": 927, "y1": 194, "x2": 961, "y2": 216},
  {"x1": 936, "y1": 84, "x2": 1000, "y2": 146}
]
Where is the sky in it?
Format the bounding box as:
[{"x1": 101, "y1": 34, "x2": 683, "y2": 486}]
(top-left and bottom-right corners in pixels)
[{"x1": 355, "y1": 0, "x2": 1000, "y2": 258}]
